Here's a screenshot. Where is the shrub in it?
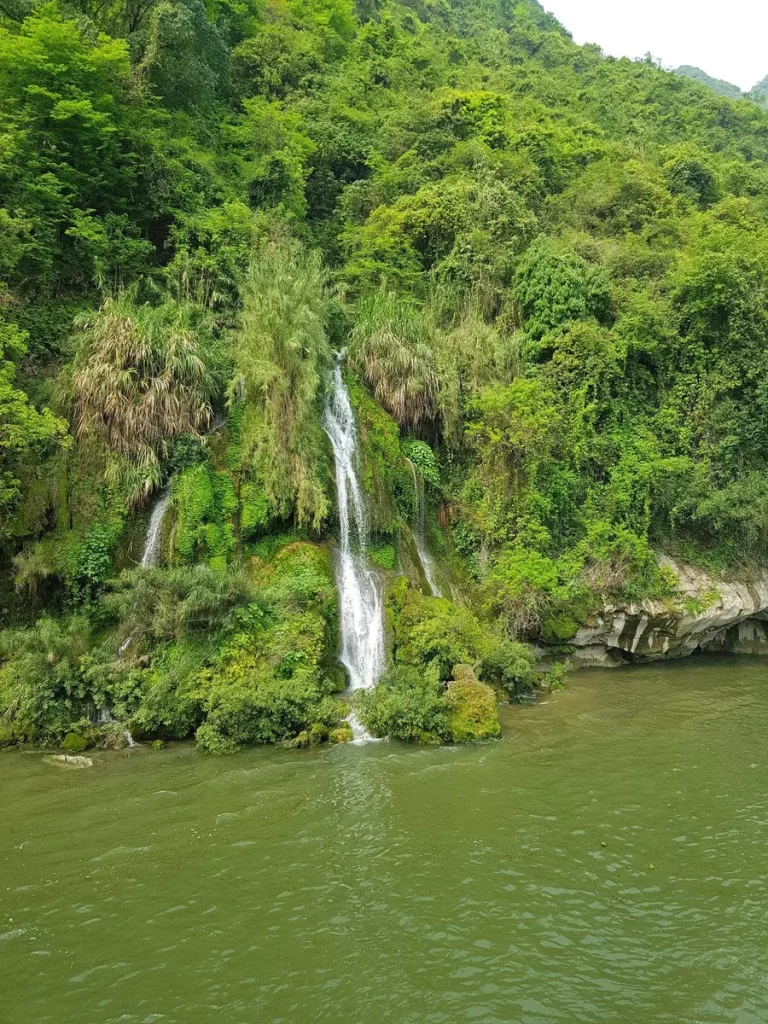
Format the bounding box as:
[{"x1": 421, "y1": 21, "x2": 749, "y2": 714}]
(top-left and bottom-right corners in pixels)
[
  {"x1": 348, "y1": 292, "x2": 438, "y2": 429},
  {"x1": 355, "y1": 664, "x2": 447, "y2": 742},
  {"x1": 394, "y1": 593, "x2": 485, "y2": 681},
  {"x1": 480, "y1": 635, "x2": 539, "y2": 696},
  {"x1": 71, "y1": 292, "x2": 226, "y2": 490},
  {"x1": 369, "y1": 543, "x2": 396, "y2": 570},
  {"x1": 0, "y1": 616, "x2": 92, "y2": 741},
  {"x1": 230, "y1": 236, "x2": 331, "y2": 530}
]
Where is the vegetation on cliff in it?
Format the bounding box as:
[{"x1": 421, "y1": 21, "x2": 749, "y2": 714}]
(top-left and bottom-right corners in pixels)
[{"x1": 2, "y1": 0, "x2": 768, "y2": 748}]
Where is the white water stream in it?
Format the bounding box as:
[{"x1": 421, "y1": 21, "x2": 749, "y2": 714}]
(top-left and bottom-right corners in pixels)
[
  {"x1": 140, "y1": 483, "x2": 172, "y2": 568},
  {"x1": 323, "y1": 362, "x2": 385, "y2": 735},
  {"x1": 407, "y1": 460, "x2": 442, "y2": 598},
  {"x1": 110, "y1": 479, "x2": 173, "y2": 727}
]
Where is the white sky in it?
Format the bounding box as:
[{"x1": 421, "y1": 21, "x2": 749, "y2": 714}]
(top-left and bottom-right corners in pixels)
[{"x1": 543, "y1": 0, "x2": 768, "y2": 92}]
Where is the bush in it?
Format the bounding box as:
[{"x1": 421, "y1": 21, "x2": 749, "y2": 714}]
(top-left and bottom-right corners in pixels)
[
  {"x1": 354, "y1": 664, "x2": 447, "y2": 742},
  {"x1": 481, "y1": 635, "x2": 539, "y2": 696},
  {"x1": 369, "y1": 543, "x2": 396, "y2": 570},
  {"x1": 356, "y1": 660, "x2": 507, "y2": 744},
  {"x1": 394, "y1": 593, "x2": 485, "y2": 681},
  {"x1": 0, "y1": 616, "x2": 92, "y2": 741}
]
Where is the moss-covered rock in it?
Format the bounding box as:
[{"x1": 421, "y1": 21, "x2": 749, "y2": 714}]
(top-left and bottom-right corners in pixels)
[
  {"x1": 284, "y1": 730, "x2": 311, "y2": 749},
  {"x1": 329, "y1": 723, "x2": 354, "y2": 744},
  {"x1": 61, "y1": 732, "x2": 88, "y2": 753},
  {"x1": 414, "y1": 729, "x2": 442, "y2": 746},
  {"x1": 346, "y1": 375, "x2": 413, "y2": 535},
  {"x1": 444, "y1": 665, "x2": 501, "y2": 742},
  {"x1": 325, "y1": 661, "x2": 348, "y2": 693},
  {"x1": 308, "y1": 722, "x2": 329, "y2": 745}
]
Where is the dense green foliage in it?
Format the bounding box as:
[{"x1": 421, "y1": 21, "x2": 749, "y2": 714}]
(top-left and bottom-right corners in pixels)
[
  {"x1": 3, "y1": 0, "x2": 768, "y2": 748},
  {"x1": 0, "y1": 545, "x2": 346, "y2": 750}
]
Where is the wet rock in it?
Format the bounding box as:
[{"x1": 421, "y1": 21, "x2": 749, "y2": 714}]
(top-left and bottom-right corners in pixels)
[
  {"x1": 568, "y1": 645, "x2": 627, "y2": 669},
  {"x1": 43, "y1": 754, "x2": 93, "y2": 769},
  {"x1": 100, "y1": 727, "x2": 132, "y2": 750}
]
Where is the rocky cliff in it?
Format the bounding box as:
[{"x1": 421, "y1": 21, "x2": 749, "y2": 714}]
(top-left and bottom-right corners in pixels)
[{"x1": 564, "y1": 557, "x2": 768, "y2": 668}]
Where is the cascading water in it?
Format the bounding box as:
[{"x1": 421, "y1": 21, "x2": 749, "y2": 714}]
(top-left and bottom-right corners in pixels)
[
  {"x1": 112, "y1": 480, "x2": 172, "y2": 711},
  {"x1": 138, "y1": 412, "x2": 224, "y2": 571},
  {"x1": 408, "y1": 460, "x2": 442, "y2": 598},
  {"x1": 323, "y1": 361, "x2": 386, "y2": 719},
  {"x1": 140, "y1": 483, "x2": 172, "y2": 568}
]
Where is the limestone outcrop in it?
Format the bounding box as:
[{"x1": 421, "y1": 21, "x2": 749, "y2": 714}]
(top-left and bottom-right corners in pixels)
[{"x1": 564, "y1": 557, "x2": 768, "y2": 666}]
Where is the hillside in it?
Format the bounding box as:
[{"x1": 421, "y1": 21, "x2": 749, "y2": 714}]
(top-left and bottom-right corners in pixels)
[
  {"x1": 674, "y1": 64, "x2": 768, "y2": 111},
  {"x1": 674, "y1": 65, "x2": 743, "y2": 99},
  {"x1": 751, "y1": 74, "x2": 768, "y2": 109},
  {"x1": 3, "y1": 0, "x2": 768, "y2": 749}
]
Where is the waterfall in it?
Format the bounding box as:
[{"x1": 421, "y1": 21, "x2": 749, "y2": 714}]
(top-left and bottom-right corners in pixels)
[
  {"x1": 140, "y1": 482, "x2": 172, "y2": 568},
  {"x1": 323, "y1": 361, "x2": 385, "y2": 696},
  {"x1": 138, "y1": 413, "x2": 224, "y2": 570},
  {"x1": 408, "y1": 460, "x2": 442, "y2": 598},
  {"x1": 113, "y1": 479, "x2": 172, "y2": 663}
]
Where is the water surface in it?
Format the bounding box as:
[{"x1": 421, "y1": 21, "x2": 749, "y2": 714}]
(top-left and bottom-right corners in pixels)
[{"x1": 2, "y1": 656, "x2": 768, "y2": 1023}]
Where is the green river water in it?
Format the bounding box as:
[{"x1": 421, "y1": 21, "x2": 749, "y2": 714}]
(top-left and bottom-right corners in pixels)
[{"x1": 2, "y1": 655, "x2": 768, "y2": 1024}]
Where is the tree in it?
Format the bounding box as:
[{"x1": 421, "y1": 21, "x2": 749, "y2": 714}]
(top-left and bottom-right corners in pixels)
[
  {"x1": 0, "y1": 321, "x2": 69, "y2": 536},
  {"x1": 0, "y1": 4, "x2": 158, "y2": 294},
  {"x1": 514, "y1": 236, "x2": 613, "y2": 345}
]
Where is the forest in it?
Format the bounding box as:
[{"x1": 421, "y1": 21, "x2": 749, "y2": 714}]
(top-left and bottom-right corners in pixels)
[{"x1": 2, "y1": 0, "x2": 768, "y2": 752}]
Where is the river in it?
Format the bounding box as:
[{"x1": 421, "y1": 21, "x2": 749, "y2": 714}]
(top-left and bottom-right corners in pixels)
[{"x1": 2, "y1": 656, "x2": 768, "y2": 1023}]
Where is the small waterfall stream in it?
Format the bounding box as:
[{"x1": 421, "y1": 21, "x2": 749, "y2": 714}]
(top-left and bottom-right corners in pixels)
[
  {"x1": 408, "y1": 460, "x2": 442, "y2": 598},
  {"x1": 324, "y1": 361, "x2": 385, "y2": 734},
  {"x1": 109, "y1": 479, "x2": 174, "y2": 733},
  {"x1": 140, "y1": 483, "x2": 172, "y2": 568}
]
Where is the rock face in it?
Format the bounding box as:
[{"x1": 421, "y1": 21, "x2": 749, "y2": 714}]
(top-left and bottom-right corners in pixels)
[
  {"x1": 565, "y1": 557, "x2": 768, "y2": 665},
  {"x1": 705, "y1": 618, "x2": 768, "y2": 655}
]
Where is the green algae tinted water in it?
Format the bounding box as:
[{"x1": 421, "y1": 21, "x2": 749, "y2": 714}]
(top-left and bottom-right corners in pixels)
[{"x1": 3, "y1": 657, "x2": 768, "y2": 1024}]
